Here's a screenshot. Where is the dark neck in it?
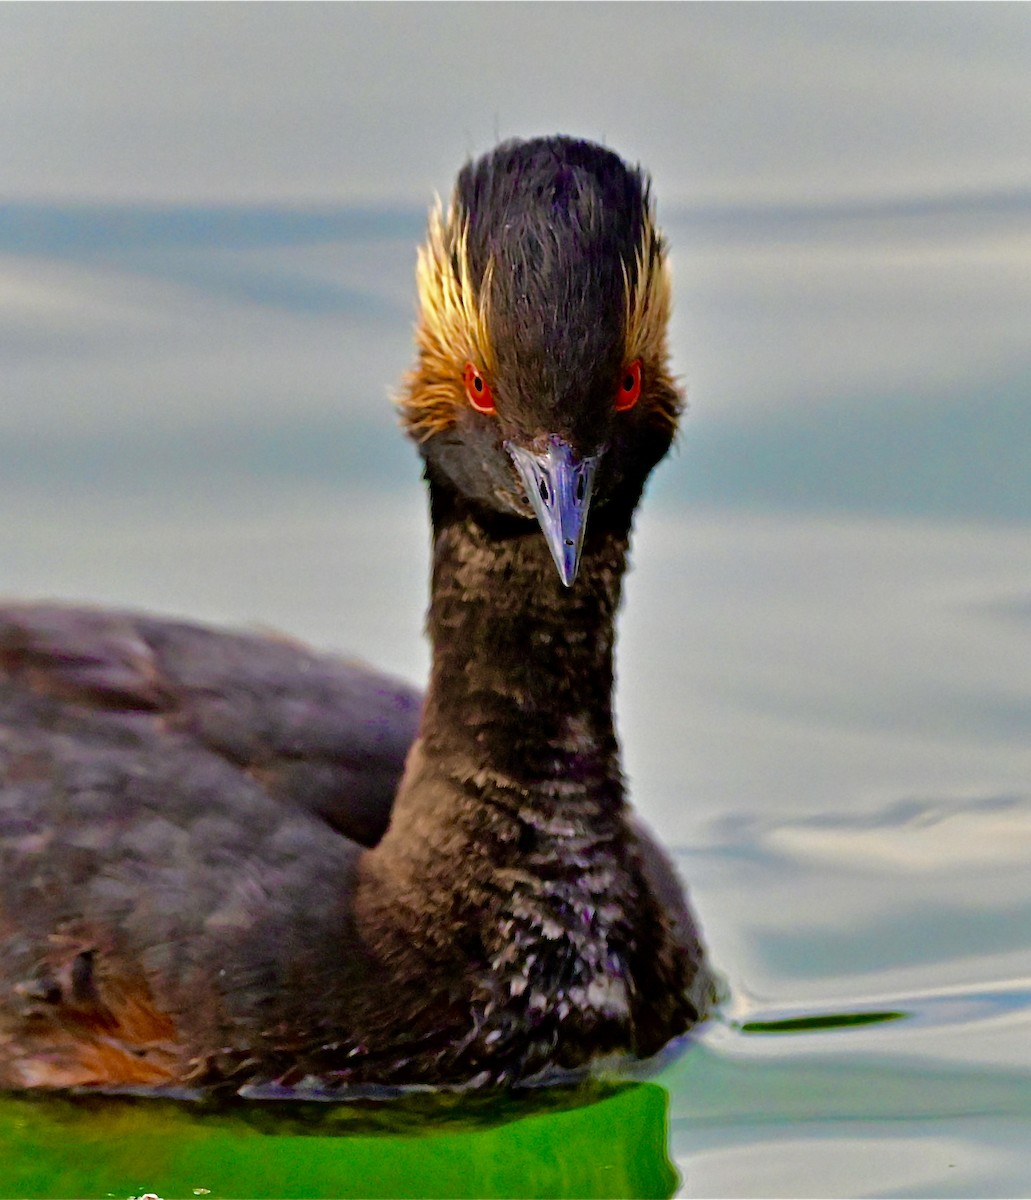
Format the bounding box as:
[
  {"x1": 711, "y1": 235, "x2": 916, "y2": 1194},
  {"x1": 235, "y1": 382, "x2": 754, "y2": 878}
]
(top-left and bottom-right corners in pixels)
[
  {"x1": 421, "y1": 485, "x2": 628, "y2": 792},
  {"x1": 362, "y1": 485, "x2": 636, "y2": 953},
  {"x1": 344, "y1": 487, "x2": 703, "y2": 1082}
]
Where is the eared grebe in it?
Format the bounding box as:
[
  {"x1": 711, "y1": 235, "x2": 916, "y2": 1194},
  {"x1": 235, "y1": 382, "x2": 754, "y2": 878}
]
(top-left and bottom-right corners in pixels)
[{"x1": 0, "y1": 136, "x2": 714, "y2": 1094}]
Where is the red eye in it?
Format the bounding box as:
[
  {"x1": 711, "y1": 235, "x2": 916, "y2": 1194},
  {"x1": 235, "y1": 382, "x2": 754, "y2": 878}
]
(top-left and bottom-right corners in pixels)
[
  {"x1": 615, "y1": 360, "x2": 642, "y2": 412},
  {"x1": 464, "y1": 362, "x2": 495, "y2": 413}
]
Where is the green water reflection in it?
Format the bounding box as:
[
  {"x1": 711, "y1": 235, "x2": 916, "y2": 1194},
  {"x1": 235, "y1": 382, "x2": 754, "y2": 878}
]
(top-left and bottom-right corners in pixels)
[
  {"x1": 737, "y1": 1010, "x2": 907, "y2": 1034},
  {"x1": 0, "y1": 1080, "x2": 677, "y2": 1200}
]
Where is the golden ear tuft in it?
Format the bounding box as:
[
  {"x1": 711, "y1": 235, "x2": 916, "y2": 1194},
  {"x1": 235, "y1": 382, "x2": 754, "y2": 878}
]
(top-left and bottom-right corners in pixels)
[
  {"x1": 623, "y1": 209, "x2": 683, "y2": 436},
  {"x1": 397, "y1": 199, "x2": 495, "y2": 440}
]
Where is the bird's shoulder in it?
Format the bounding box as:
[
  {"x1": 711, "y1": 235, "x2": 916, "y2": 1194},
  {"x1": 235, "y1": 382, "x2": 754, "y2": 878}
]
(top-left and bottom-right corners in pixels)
[
  {"x1": 0, "y1": 603, "x2": 422, "y2": 1088},
  {"x1": 0, "y1": 602, "x2": 422, "y2": 848}
]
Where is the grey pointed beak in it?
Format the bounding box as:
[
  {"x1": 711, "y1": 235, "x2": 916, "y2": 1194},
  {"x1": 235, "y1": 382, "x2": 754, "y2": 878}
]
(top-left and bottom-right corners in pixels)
[{"x1": 505, "y1": 436, "x2": 602, "y2": 587}]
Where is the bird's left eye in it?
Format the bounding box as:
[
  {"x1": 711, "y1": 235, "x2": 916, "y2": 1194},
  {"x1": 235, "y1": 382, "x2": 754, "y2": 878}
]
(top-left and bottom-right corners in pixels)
[
  {"x1": 464, "y1": 362, "x2": 495, "y2": 414},
  {"x1": 615, "y1": 360, "x2": 642, "y2": 412}
]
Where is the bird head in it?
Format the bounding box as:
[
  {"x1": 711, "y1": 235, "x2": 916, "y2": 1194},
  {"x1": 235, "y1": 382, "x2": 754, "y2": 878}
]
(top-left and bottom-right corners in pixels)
[{"x1": 400, "y1": 136, "x2": 683, "y2": 586}]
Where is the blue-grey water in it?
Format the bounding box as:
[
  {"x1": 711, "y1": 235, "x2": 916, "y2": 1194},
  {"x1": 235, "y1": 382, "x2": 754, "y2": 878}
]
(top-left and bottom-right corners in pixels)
[{"x1": 1, "y1": 194, "x2": 1029, "y2": 1197}]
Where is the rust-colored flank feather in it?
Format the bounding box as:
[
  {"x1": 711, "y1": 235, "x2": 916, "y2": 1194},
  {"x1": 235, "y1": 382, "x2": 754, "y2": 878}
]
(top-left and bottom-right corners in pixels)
[{"x1": 8, "y1": 945, "x2": 182, "y2": 1090}]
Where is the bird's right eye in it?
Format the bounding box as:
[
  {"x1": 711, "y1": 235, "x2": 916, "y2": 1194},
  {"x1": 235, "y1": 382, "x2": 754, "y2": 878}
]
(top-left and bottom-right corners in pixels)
[
  {"x1": 615, "y1": 360, "x2": 642, "y2": 412},
  {"x1": 464, "y1": 362, "x2": 496, "y2": 414}
]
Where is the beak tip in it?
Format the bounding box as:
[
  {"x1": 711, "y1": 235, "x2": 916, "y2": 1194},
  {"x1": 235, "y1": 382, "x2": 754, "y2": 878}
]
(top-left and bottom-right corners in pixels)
[{"x1": 505, "y1": 437, "x2": 601, "y2": 588}]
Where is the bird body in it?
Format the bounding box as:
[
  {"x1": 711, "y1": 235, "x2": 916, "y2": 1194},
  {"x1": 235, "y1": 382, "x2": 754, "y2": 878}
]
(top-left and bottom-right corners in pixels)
[{"x1": 0, "y1": 137, "x2": 714, "y2": 1095}]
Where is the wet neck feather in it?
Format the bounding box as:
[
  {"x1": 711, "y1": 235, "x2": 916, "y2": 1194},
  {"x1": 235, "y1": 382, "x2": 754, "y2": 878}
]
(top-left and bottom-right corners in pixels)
[
  {"x1": 344, "y1": 492, "x2": 692, "y2": 1080},
  {"x1": 422, "y1": 492, "x2": 627, "y2": 787},
  {"x1": 363, "y1": 488, "x2": 636, "y2": 949}
]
